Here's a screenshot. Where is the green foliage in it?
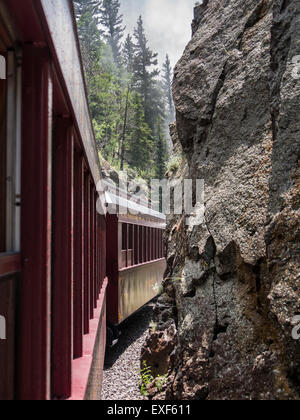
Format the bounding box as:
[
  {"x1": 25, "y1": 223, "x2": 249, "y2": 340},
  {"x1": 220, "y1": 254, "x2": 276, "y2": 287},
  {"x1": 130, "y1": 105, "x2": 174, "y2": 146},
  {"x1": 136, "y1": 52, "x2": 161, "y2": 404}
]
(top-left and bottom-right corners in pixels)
[
  {"x1": 155, "y1": 118, "x2": 169, "y2": 179},
  {"x1": 140, "y1": 361, "x2": 154, "y2": 397},
  {"x1": 162, "y1": 54, "x2": 175, "y2": 123},
  {"x1": 140, "y1": 361, "x2": 168, "y2": 397},
  {"x1": 74, "y1": 0, "x2": 172, "y2": 181},
  {"x1": 128, "y1": 94, "x2": 154, "y2": 175},
  {"x1": 100, "y1": 0, "x2": 124, "y2": 65},
  {"x1": 166, "y1": 154, "x2": 183, "y2": 174}
]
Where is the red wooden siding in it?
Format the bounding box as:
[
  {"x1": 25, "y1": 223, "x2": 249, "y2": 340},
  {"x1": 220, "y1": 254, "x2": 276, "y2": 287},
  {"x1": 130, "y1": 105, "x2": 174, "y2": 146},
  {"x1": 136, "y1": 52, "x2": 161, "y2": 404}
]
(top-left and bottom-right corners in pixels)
[
  {"x1": 73, "y1": 151, "x2": 84, "y2": 359},
  {"x1": 89, "y1": 184, "x2": 95, "y2": 319},
  {"x1": 83, "y1": 173, "x2": 91, "y2": 334},
  {"x1": 0, "y1": 275, "x2": 17, "y2": 400},
  {"x1": 52, "y1": 118, "x2": 74, "y2": 399}
]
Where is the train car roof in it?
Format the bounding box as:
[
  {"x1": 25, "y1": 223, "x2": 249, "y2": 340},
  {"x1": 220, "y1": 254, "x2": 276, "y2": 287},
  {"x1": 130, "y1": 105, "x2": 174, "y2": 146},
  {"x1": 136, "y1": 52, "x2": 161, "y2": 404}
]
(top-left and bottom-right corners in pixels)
[
  {"x1": 40, "y1": 0, "x2": 101, "y2": 185},
  {"x1": 102, "y1": 180, "x2": 166, "y2": 224},
  {"x1": 6, "y1": 0, "x2": 102, "y2": 186}
]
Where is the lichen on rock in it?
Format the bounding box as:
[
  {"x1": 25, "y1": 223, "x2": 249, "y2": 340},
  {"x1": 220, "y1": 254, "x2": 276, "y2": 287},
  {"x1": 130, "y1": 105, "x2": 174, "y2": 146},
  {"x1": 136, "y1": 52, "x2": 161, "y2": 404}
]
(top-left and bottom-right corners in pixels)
[{"x1": 142, "y1": 0, "x2": 300, "y2": 400}]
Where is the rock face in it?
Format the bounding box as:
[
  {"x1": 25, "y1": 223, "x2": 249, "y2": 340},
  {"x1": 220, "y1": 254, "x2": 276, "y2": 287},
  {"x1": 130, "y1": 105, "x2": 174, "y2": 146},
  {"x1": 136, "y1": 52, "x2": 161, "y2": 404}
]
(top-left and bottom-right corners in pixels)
[{"x1": 142, "y1": 0, "x2": 300, "y2": 400}]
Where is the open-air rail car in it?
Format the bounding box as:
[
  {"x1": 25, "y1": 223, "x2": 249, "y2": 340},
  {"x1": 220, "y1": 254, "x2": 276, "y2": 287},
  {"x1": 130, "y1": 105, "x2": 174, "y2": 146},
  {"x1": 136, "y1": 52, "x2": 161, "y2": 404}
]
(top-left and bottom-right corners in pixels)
[
  {"x1": 0, "y1": 0, "x2": 166, "y2": 401},
  {"x1": 105, "y1": 183, "x2": 166, "y2": 343},
  {"x1": 0, "y1": 0, "x2": 107, "y2": 400}
]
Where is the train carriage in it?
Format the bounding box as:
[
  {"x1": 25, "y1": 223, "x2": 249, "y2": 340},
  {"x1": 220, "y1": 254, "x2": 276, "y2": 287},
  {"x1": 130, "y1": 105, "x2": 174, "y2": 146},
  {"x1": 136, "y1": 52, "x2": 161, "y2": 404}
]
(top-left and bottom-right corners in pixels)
[
  {"x1": 0, "y1": 0, "x2": 166, "y2": 401},
  {"x1": 0, "y1": 0, "x2": 107, "y2": 400},
  {"x1": 105, "y1": 183, "x2": 166, "y2": 339}
]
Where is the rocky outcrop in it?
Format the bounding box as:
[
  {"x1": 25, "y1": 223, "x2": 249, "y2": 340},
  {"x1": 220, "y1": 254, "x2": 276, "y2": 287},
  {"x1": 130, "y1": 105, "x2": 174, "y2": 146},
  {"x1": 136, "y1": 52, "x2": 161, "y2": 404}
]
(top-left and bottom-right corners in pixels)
[{"x1": 142, "y1": 0, "x2": 300, "y2": 400}]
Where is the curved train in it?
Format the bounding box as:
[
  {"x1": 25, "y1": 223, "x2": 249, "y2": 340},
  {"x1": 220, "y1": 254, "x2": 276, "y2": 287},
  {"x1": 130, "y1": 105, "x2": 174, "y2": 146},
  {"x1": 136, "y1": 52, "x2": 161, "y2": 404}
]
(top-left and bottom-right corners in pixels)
[{"x1": 0, "y1": 0, "x2": 166, "y2": 400}]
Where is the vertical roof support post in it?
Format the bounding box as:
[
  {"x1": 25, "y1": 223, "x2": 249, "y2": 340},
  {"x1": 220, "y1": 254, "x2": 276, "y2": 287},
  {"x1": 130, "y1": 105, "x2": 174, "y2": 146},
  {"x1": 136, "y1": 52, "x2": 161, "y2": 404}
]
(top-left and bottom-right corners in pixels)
[
  {"x1": 83, "y1": 173, "x2": 91, "y2": 334},
  {"x1": 19, "y1": 45, "x2": 53, "y2": 400},
  {"x1": 89, "y1": 184, "x2": 95, "y2": 319},
  {"x1": 52, "y1": 117, "x2": 74, "y2": 399},
  {"x1": 73, "y1": 151, "x2": 84, "y2": 359}
]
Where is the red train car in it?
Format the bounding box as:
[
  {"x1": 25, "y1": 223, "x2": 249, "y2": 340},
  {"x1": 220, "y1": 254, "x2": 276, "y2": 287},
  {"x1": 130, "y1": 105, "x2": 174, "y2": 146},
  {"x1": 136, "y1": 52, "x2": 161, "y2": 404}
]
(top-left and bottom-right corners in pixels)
[
  {"x1": 105, "y1": 183, "x2": 166, "y2": 341},
  {"x1": 0, "y1": 0, "x2": 107, "y2": 400}
]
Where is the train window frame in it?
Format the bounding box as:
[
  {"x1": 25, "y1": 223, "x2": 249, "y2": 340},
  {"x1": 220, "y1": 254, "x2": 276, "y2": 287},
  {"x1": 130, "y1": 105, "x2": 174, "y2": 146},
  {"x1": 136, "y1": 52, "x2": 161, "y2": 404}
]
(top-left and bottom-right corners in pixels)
[
  {"x1": 0, "y1": 45, "x2": 21, "y2": 254},
  {"x1": 150, "y1": 228, "x2": 153, "y2": 261},
  {"x1": 139, "y1": 225, "x2": 143, "y2": 264},
  {"x1": 121, "y1": 223, "x2": 128, "y2": 268},
  {"x1": 156, "y1": 229, "x2": 158, "y2": 260},
  {"x1": 0, "y1": 50, "x2": 6, "y2": 253},
  {"x1": 134, "y1": 225, "x2": 139, "y2": 265},
  {"x1": 128, "y1": 224, "x2": 133, "y2": 267}
]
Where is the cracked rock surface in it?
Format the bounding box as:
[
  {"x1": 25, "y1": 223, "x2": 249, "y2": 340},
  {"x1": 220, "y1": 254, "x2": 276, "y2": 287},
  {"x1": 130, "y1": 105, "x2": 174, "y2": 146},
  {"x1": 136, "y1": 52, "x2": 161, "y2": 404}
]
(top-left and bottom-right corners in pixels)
[{"x1": 142, "y1": 0, "x2": 300, "y2": 400}]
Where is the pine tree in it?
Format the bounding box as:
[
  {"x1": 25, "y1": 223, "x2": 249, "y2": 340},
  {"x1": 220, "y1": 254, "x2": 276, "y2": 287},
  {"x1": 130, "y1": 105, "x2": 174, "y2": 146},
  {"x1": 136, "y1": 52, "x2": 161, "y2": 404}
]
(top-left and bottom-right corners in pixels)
[
  {"x1": 123, "y1": 34, "x2": 135, "y2": 73},
  {"x1": 162, "y1": 54, "x2": 175, "y2": 123},
  {"x1": 74, "y1": 0, "x2": 101, "y2": 17},
  {"x1": 155, "y1": 118, "x2": 168, "y2": 179},
  {"x1": 74, "y1": 2, "x2": 167, "y2": 180},
  {"x1": 119, "y1": 35, "x2": 135, "y2": 169},
  {"x1": 74, "y1": 0, "x2": 102, "y2": 90},
  {"x1": 100, "y1": 0, "x2": 125, "y2": 65},
  {"x1": 132, "y1": 16, "x2": 161, "y2": 131},
  {"x1": 128, "y1": 94, "x2": 153, "y2": 175}
]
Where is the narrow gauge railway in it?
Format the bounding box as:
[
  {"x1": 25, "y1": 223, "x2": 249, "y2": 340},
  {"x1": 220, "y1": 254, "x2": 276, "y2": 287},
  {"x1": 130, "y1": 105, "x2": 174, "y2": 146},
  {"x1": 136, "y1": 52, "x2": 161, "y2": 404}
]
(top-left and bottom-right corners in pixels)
[
  {"x1": 104, "y1": 182, "x2": 166, "y2": 343},
  {"x1": 0, "y1": 0, "x2": 166, "y2": 400}
]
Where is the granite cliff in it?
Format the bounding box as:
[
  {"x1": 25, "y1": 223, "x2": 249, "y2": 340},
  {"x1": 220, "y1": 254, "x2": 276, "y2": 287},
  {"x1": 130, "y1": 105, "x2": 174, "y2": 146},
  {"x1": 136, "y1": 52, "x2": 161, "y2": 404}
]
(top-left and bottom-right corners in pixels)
[{"x1": 142, "y1": 0, "x2": 300, "y2": 400}]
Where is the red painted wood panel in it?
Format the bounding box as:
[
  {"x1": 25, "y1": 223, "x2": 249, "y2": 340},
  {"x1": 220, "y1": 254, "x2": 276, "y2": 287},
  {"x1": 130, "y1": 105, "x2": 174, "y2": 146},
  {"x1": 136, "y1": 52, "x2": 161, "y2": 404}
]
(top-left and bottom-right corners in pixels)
[
  {"x1": 134, "y1": 225, "x2": 139, "y2": 265},
  {"x1": 89, "y1": 184, "x2": 95, "y2": 318},
  {"x1": 94, "y1": 193, "x2": 98, "y2": 308},
  {"x1": 52, "y1": 118, "x2": 74, "y2": 399},
  {"x1": 0, "y1": 254, "x2": 21, "y2": 278},
  {"x1": 100, "y1": 215, "x2": 106, "y2": 290},
  {"x1": 106, "y1": 215, "x2": 119, "y2": 325},
  {"x1": 143, "y1": 227, "x2": 147, "y2": 263},
  {"x1": 0, "y1": 275, "x2": 17, "y2": 400},
  {"x1": 139, "y1": 226, "x2": 143, "y2": 264},
  {"x1": 19, "y1": 45, "x2": 52, "y2": 401},
  {"x1": 97, "y1": 202, "x2": 99, "y2": 299},
  {"x1": 73, "y1": 151, "x2": 84, "y2": 358},
  {"x1": 83, "y1": 173, "x2": 91, "y2": 334}
]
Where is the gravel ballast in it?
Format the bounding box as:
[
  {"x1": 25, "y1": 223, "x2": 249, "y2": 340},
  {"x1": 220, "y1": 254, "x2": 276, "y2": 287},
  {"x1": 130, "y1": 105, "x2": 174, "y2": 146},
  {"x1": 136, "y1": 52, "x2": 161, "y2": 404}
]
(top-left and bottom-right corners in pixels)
[{"x1": 101, "y1": 301, "x2": 155, "y2": 400}]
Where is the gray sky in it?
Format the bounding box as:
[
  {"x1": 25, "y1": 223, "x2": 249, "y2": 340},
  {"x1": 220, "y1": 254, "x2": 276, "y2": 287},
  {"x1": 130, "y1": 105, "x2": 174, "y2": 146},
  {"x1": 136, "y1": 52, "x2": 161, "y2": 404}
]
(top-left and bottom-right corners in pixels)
[{"x1": 120, "y1": 0, "x2": 196, "y2": 70}]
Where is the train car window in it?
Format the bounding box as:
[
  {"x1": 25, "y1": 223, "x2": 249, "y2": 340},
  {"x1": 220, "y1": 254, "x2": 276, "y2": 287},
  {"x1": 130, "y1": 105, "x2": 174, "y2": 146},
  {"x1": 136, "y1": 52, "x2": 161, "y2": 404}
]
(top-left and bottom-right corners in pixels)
[
  {"x1": 148, "y1": 228, "x2": 151, "y2": 261},
  {"x1": 122, "y1": 223, "x2": 127, "y2": 250},
  {"x1": 0, "y1": 47, "x2": 21, "y2": 254},
  {"x1": 122, "y1": 223, "x2": 128, "y2": 268},
  {"x1": 143, "y1": 226, "x2": 148, "y2": 262},
  {"x1": 158, "y1": 229, "x2": 161, "y2": 258},
  {"x1": 134, "y1": 225, "x2": 139, "y2": 265},
  {"x1": 150, "y1": 228, "x2": 154, "y2": 261},
  {"x1": 139, "y1": 225, "x2": 143, "y2": 264},
  {"x1": 128, "y1": 225, "x2": 133, "y2": 267},
  {"x1": 0, "y1": 51, "x2": 6, "y2": 252},
  {"x1": 148, "y1": 228, "x2": 152, "y2": 261},
  {"x1": 158, "y1": 230, "x2": 161, "y2": 259},
  {"x1": 153, "y1": 229, "x2": 156, "y2": 260}
]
